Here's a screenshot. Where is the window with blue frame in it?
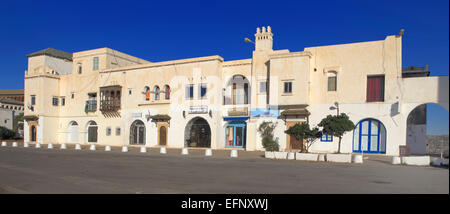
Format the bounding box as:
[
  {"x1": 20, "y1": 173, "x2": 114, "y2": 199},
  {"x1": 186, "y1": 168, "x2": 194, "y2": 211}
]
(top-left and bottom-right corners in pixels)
[
  {"x1": 199, "y1": 83, "x2": 207, "y2": 99},
  {"x1": 321, "y1": 133, "x2": 333, "y2": 142},
  {"x1": 186, "y1": 84, "x2": 194, "y2": 99}
]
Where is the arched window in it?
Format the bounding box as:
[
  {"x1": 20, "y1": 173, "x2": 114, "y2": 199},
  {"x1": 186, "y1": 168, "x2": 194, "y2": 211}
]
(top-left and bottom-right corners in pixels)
[
  {"x1": 144, "y1": 86, "x2": 150, "y2": 101},
  {"x1": 154, "y1": 86, "x2": 160, "y2": 100},
  {"x1": 164, "y1": 85, "x2": 170, "y2": 100}
]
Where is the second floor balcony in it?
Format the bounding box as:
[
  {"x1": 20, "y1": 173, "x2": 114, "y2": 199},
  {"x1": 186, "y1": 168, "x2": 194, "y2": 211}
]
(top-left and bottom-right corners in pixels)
[{"x1": 100, "y1": 85, "x2": 121, "y2": 112}]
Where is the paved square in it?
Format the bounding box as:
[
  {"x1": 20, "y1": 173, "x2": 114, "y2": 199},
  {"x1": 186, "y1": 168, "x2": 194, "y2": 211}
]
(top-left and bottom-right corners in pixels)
[{"x1": 0, "y1": 146, "x2": 448, "y2": 194}]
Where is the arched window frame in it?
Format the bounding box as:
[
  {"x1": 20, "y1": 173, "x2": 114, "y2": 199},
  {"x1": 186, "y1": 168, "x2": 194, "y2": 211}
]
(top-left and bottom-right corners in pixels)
[
  {"x1": 154, "y1": 85, "x2": 160, "y2": 100},
  {"x1": 164, "y1": 85, "x2": 170, "y2": 100}
]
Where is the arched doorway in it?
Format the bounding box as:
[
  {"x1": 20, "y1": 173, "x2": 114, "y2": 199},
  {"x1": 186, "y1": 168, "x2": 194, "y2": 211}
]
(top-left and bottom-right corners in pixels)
[
  {"x1": 30, "y1": 125, "x2": 36, "y2": 142},
  {"x1": 86, "y1": 121, "x2": 98, "y2": 143},
  {"x1": 352, "y1": 118, "x2": 386, "y2": 153},
  {"x1": 407, "y1": 103, "x2": 449, "y2": 155},
  {"x1": 130, "y1": 120, "x2": 145, "y2": 145},
  {"x1": 67, "y1": 121, "x2": 79, "y2": 143},
  {"x1": 185, "y1": 117, "x2": 211, "y2": 148},
  {"x1": 159, "y1": 126, "x2": 167, "y2": 146}
]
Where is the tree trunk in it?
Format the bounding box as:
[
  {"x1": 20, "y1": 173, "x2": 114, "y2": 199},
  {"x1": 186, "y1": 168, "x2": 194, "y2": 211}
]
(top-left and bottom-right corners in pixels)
[{"x1": 337, "y1": 137, "x2": 341, "y2": 153}]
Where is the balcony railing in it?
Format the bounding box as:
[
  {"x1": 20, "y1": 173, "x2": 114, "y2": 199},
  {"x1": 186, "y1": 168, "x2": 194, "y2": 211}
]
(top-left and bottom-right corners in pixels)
[
  {"x1": 99, "y1": 85, "x2": 121, "y2": 112},
  {"x1": 100, "y1": 99, "x2": 120, "y2": 111}
]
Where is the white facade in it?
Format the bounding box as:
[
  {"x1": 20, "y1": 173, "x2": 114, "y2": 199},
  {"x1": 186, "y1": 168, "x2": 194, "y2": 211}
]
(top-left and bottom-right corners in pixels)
[{"x1": 23, "y1": 27, "x2": 449, "y2": 156}]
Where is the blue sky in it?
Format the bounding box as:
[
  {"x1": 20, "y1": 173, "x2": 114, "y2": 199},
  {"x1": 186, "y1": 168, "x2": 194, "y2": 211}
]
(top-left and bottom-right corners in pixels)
[{"x1": 0, "y1": 0, "x2": 448, "y2": 134}]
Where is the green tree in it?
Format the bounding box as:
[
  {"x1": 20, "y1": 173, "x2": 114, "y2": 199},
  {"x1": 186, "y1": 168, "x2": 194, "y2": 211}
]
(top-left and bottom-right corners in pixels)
[
  {"x1": 257, "y1": 121, "x2": 279, "y2": 152},
  {"x1": 0, "y1": 126, "x2": 16, "y2": 140},
  {"x1": 13, "y1": 112, "x2": 24, "y2": 133},
  {"x1": 318, "y1": 113, "x2": 355, "y2": 153},
  {"x1": 284, "y1": 123, "x2": 322, "y2": 153}
]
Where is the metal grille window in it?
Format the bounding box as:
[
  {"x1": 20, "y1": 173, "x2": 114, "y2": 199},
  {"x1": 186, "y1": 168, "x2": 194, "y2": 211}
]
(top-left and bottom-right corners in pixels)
[{"x1": 86, "y1": 93, "x2": 97, "y2": 112}]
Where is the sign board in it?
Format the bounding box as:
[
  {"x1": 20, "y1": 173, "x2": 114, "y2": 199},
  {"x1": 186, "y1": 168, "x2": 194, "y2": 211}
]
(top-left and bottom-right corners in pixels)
[
  {"x1": 131, "y1": 112, "x2": 142, "y2": 118},
  {"x1": 250, "y1": 108, "x2": 280, "y2": 118},
  {"x1": 189, "y1": 106, "x2": 208, "y2": 114}
]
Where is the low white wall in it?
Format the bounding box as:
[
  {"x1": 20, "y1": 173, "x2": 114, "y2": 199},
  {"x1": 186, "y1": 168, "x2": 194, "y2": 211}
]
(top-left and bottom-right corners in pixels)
[
  {"x1": 326, "y1": 153, "x2": 352, "y2": 163},
  {"x1": 401, "y1": 156, "x2": 430, "y2": 166}
]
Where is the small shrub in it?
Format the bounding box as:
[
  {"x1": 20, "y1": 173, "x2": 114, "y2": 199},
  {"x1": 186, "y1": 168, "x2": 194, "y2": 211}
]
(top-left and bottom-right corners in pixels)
[
  {"x1": 0, "y1": 126, "x2": 16, "y2": 140},
  {"x1": 262, "y1": 136, "x2": 279, "y2": 152}
]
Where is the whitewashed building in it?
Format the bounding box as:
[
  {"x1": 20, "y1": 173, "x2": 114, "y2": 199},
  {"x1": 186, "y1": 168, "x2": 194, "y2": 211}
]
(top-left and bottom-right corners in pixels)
[{"x1": 23, "y1": 27, "x2": 449, "y2": 156}]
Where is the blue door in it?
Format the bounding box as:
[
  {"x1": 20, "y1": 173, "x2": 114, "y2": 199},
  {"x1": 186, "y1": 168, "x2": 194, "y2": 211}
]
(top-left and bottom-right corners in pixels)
[
  {"x1": 225, "y1": 121, "x2": 246, "y2": 148},
  {"x1": 352, "y1": 119, "x2": 386, "y2": 153}
]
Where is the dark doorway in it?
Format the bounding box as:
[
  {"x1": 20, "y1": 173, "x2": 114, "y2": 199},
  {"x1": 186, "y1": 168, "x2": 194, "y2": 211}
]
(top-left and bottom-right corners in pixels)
[
  {"x1": 185, "y1": 117, "x2": 211, "y2": 148},
  {"x1": 130, "y1": 120, "x2": 145, "y2": 145}
]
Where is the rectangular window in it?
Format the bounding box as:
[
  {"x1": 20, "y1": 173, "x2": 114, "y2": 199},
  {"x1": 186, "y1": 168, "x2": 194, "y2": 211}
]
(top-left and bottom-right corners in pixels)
[
  {"x1": 199, "y1": 83, "x2": 207, "y2": 99},
  {"x1": 106, "y1": 127, "x2": 111, "y2": 136},
  {"x1": 186, "y1": 84, "x2": 194, "y2": 99},
  {"x1": 86, "y1": 93, "x2": 97, "y2": 112},
  {"x1": 283, "y1": 81, "x2": 292, "y2": 93},
  {"x1": 71, "y1": 93, "x2": 75, "y2": 99},
  {"x1": 52, "y1": 97, "x2": 59, "y2": 106},
  {"x1": 31, "y1": 95, "x2": 36, "y2": 105},
  {"x1": 321, "y1": 133, "x2": 333, "y2": 142},
  {"x1": 367, "y1": 75, "x2": 385, "y2": 102},
  {"x1": 93, "y1": 57, "x2": 99, "y2": 70},
  {"x1": 259, "y1": 81, "x2": 267, "y2": 93},
  {"x1": 116, "y1": 127, "x2": 121, "y2": 136},
  {"x1": 328, "y1": 76, "x2": 337, "y2": 91},
  {"x1": 61, "y1": 97, "x2": 65, "y2": 106},
  {"x1": 78, "y1": 65, "x2": 82, "y2": 74}
]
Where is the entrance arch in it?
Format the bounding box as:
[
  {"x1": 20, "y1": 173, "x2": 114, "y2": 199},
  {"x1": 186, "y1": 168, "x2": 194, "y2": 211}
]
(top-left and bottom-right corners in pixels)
[
  {"x1": 86, "y1": 121, "x2": 98, "y2": 143},
  {"x1": 406, "y1": 103, "x2": 449, "y2": 155},
  {"x1": 185, "y1": 117, "x2": 211, "y2": 148},
  {"x1": 67, "y1": 121, "x2": 79, "y2": 143},
  {"x1": 130, "y1": 120, "x2": 145, "y2": 145},
  {"x1": 352, "y1": 118, "x2": 386, "y2": 153}
]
